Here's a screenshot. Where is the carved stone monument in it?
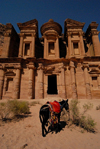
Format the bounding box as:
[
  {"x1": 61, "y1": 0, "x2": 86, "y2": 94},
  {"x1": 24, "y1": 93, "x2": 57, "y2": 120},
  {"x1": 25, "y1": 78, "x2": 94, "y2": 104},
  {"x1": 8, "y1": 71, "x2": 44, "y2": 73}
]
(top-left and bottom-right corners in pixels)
[{"x1": 0, "y1": 18, "x2": 100, "y2": 99}]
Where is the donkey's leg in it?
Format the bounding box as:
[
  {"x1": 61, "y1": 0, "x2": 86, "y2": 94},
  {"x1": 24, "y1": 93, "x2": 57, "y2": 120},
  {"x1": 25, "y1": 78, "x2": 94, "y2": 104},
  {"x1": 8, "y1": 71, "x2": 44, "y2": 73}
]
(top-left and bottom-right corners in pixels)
[
  {"x1": 42, "y1": 121, "x2": 48, "y2": 137},
  {"x1": 42, "y1": 123, "x2": 47, "y2": 137}
]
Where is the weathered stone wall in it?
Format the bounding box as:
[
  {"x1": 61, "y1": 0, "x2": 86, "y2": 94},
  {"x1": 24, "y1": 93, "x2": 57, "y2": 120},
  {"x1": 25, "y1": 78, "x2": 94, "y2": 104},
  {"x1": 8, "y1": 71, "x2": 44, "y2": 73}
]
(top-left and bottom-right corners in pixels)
[{"x1": 0, "y1": 19, "x2": 100, "y2": 100}]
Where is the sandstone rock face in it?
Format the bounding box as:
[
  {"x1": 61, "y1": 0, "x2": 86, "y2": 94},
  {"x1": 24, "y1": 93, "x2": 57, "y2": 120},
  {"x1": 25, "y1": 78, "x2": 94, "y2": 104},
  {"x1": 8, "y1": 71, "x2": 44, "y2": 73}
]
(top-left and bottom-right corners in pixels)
[
  {"x1": 0, "y1": 19, "x2": 100, "y2": 100},
  {"x1": 0, "y1": 23, "x2": 6, "y2": 56}
]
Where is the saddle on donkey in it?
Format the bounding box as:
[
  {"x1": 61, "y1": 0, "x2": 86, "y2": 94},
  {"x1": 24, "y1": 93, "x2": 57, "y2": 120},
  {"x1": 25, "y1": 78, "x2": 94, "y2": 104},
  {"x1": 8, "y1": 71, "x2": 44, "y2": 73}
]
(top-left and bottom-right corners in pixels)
[{"x1": 46, "y1": 101, "x2": 61, "y2": 127}]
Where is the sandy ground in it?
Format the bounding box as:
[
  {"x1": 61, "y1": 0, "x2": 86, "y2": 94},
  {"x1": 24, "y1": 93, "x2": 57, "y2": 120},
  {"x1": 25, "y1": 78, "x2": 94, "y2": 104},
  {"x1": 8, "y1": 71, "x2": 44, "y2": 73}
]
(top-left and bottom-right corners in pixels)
[{"x1": 0, "y1": 98, "x2": 100, "y2": 149}]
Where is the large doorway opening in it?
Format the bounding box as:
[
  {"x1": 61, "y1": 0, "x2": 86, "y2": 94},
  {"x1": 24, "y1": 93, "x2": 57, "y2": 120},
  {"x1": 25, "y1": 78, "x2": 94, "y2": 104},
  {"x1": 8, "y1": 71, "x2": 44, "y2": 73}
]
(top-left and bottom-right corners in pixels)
[{"x1": 47, "y1": 75, "x2": 57, "y2": 94}]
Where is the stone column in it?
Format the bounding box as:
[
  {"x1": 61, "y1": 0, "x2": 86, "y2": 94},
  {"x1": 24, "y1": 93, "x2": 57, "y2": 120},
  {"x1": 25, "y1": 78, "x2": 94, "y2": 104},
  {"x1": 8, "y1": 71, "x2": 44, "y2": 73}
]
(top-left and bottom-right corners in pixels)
[
  {"x1": 70, "y1": 61, "x2": 77, "y2": 99},
  {"x1": 79, "y1": 32, "x2": 85, "y2": 56},
  {"x1": 31, "y1": 33, "x2": 36, "y2": 57},
  {"x1": 67, "y1": 32, "x2": 72, "y2": 57},
  {"x1": 55, "y1": 37, "x2": 59, "y2": 58},
  {"x1": 0, "y1": 67, "x2": 4, "y2": 99},
  {"x1": 60, "y1": 64, "x2": 66, "y2": 98},
  {"x1": 4, "y1": 77, "x2": 7, "y2": 95},
  {"x1": 18, "y1": 33, "x2": 24, "y2": 57},
  {"x1": 44, "y1": 36, "x2": 47, "y2": 58},
  {"x1": 83, "y1": 64, "x2": 91, "y2": 99},
  {"x1": 28, "y1": 62, "x2": 35, "y2": 99},
  {"x1": 37, "y1": 63, "x2": 44, "y2": 99},
  {"x1": 91, "y1": 31, "x2": 100, "y2": 56},
  {"x1": 13, "y1": 65, "x2": 21, "y2": 99}
]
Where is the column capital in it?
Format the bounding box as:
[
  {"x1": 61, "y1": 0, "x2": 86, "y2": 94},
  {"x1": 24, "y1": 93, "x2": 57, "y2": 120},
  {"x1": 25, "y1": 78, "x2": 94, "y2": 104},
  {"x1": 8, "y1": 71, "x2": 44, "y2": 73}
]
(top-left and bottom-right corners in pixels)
[
  {"x1": 70, "y1": 61, "x2": 75, "y2": 68},
  {"x1": 0, "y1": 63, "x2": 5, "y2": 69},
  {"x1": 91, "y1": 30, "x2": 99, "y2": 36},
  {"x1": 19, "y1": 33, "x2": 24, "y2": 37},
  {"x1": 14, "y1": 64, "x2": 22, "y2": 69},
  {"x1": 98, "y1": 64, "x2": 100, "y2": 69},
  {"x1": 31, "y1": 33, "x2": 36, "y2": 37},
  {"x1": 4, "y1": 32, "x2": 11, "y2": 37},
  {"x1": 28, "y1": 62, "x2": 36, "y2": 69},
  {"x1": 82, "y1": 63, "x2": 89, "y2": 69},
  {"x1": 67, "y1": 32, "x2": 72, "y2": 36},
  {"x1": 79, "y1": 31, "x2": 84, "y2": 36},
  {"x1": 38, "y1": 63, "x2": 44, "y2": 70},
  {"x1": 58, "y1": 63, "x2": 66, "y2": 70}
]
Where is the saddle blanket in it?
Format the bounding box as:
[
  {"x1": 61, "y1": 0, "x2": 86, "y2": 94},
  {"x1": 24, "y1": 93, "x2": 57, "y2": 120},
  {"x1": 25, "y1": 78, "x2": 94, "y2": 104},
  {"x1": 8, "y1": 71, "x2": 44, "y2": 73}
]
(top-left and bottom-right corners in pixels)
[{"x1": 49, "y1": 101, "x2": 61, "y2": 114}]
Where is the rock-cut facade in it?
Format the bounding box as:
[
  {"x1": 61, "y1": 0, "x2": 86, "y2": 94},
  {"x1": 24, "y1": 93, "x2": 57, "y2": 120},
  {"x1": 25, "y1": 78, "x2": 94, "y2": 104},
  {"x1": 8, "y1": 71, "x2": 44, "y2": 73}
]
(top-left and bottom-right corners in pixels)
[{"x1": 0, "y1": 18, "x2": 100, "y2": 100}]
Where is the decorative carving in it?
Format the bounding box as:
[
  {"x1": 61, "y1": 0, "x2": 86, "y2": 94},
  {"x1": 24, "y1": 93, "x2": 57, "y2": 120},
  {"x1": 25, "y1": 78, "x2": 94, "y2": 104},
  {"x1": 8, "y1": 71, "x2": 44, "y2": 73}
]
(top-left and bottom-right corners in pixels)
[
  {"x1": 79, "y1": 31, "x2": 84, "y2": 36},
  {"x1": 28, "y1": 62, "x2": 35, "y2": 69},
  {"x1": 38, "y1": 63, "x2": 44, "y2": 70},
  {"x1": 91, "y1": 30, "x2": 99, "y2": 36},
  {"x1": 70, "y1": 61, "x2": 75, "y2": 68},
  {"x1": 19, "y1": 33, "x2": 24, "y2": 37},
  {"x1": 0, "y1": 63, "x2": 5, "y2": 69},
  {"x1": 31, "y1": 32, "x2": 36, "y2": 37},
  {"x1": 3, "y1": 63, "x2": 21, "y2": 69},
  {"x1": 4, "y1": 32, "x2": 11, "y2": 37},
  {"x1": 82, "y1": 63, "x2": 89, "y2": 69},
  {"x1": 44, "y1": 66, "x2": 55, "y2": 73},
  {"x1": 67, "y1": 32, "x2": 72, "y2": 36}
]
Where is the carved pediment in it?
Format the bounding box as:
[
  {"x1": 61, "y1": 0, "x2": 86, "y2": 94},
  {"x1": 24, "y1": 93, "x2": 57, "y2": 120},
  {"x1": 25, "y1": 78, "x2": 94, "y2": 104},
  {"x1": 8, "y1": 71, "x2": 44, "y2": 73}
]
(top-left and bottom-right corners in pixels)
[
  {"x1": 65, "y1": 18, "x2": 85, "y2": 29},
  {"x1": 89, "y1": 67, "x2": 100, "y2": 74},
  {"x1": 17, "y1": 19, "x2": 38, "y2": 31}
]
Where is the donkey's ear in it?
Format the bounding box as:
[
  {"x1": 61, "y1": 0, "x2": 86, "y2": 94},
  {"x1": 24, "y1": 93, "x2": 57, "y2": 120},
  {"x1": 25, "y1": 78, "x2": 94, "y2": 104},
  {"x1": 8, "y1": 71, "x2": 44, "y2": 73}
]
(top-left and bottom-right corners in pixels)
[{"x1": 66, "y1": 99, "x2": 68, "y2": 102}]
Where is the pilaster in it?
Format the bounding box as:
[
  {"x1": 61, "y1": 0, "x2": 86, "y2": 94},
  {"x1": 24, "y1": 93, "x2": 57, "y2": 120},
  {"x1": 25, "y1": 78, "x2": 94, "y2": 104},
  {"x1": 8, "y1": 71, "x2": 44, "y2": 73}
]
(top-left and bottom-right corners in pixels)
[
  {"x1": 37, "y1": 63, "x2": 44, "y2": 99},
  {"x1": 18, "y1": 33, "x2": 24, "y2": 57},
  {"x1": 70, "y1": 61, "x2": 77, "y2": 99},
  {"x1": 28, "y1": 62, "x2": 35, "y2": 99},
  {"x1": 91, "y1": 30, "x2": 100, "y2": 56},
  {"x1": 60, "y1": 64, "x2": 66, "y2": 98},
  {"x1": 67, "y1": 32, "x2": 72, "y2": 57},
  {"x1": 83, "y1": 64, "x2": 91, "y2": 99},
  {"x1": 31, "y1": 33, "x2": 36, "y2": 57},
  {"x1": 13, "y1": 65, "x2": 21, "y2": 99},
  {"x1": 44, "y1": 36, "x2": 47, "y2": 58},
  {"x1": 55, "y1": 37, "x2": 60, "y2": 58},
  {"x1": 0, "y1": 65, "x2": 4, "y2": 99},
  {"x1": 79, "y1": 32, "x2": 85, "y2": 56}
]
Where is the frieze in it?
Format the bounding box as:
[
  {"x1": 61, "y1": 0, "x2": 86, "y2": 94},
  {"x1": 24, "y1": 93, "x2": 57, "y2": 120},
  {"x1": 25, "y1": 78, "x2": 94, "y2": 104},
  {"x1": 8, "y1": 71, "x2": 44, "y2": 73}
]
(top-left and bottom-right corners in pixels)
[
  {"x1": 91, "y1": 30, "x2": 99, "y2": 36},
  {"x1": 3, "y1": 63, "x2": 21, "y2": 69},
  {"x1": 4, "y1": 32, "x2": 11, "y2": 37}
]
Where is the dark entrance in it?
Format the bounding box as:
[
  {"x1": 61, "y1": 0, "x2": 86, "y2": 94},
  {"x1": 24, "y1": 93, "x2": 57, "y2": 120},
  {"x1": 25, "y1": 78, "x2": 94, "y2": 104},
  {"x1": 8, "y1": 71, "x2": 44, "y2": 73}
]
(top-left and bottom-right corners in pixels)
[{"x1": 47, "y1": 75, "x2": 57, "y2": 94}]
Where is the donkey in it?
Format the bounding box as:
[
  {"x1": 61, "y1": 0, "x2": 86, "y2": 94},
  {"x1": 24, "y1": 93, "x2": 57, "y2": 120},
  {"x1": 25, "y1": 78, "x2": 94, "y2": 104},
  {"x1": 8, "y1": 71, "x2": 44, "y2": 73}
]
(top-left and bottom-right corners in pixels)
[{"x1": 39, "y1": 99, "x2": 69, "y2": 137}]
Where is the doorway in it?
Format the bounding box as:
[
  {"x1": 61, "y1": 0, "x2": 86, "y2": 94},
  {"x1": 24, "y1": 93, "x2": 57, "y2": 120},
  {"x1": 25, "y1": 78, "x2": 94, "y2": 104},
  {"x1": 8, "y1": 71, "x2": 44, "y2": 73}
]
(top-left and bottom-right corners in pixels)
[{"x1": 47, "y1": 75, "x2": 57, "y2": 94}]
